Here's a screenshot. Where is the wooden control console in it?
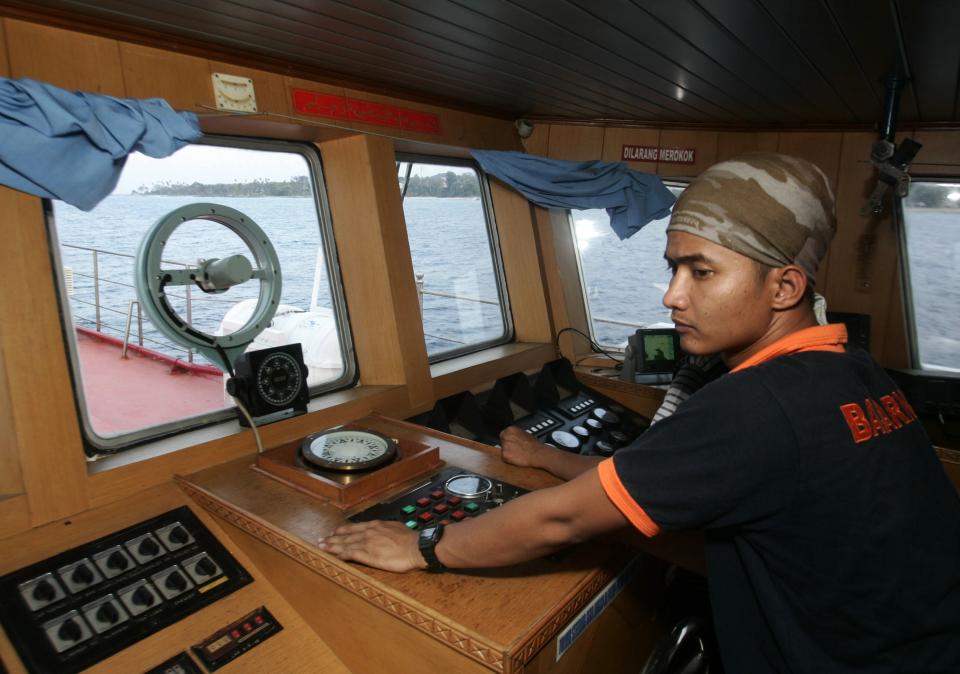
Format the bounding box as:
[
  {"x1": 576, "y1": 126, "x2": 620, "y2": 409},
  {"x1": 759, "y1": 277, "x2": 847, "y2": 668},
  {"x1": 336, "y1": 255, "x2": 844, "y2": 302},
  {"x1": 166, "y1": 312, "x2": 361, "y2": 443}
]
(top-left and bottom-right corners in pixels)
[{"x1": 177, "y1": 414, "x2": 670, "y2": 674}]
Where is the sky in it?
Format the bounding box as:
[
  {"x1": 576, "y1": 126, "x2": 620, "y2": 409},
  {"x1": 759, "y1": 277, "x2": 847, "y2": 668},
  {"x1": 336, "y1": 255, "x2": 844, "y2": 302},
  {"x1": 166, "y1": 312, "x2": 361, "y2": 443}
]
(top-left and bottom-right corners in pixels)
[{"x1": 114, "y1": 145, "x2": 475, "y2": 194}]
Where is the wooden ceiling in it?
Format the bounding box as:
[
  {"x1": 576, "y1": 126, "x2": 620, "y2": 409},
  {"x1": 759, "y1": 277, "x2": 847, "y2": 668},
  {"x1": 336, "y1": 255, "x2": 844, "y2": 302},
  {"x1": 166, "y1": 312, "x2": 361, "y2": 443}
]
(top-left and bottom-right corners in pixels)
[{"x1": 3, "y1": 0, "x2": 959, "y2": 128}]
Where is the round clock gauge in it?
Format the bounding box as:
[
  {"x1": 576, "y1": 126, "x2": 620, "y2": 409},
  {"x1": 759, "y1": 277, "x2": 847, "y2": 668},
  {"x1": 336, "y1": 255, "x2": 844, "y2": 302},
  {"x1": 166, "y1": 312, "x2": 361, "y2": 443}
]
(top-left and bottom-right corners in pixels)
[
  {"x1": 300, "y1": 430, "x2": 398, "y2": 472},
  {"x1": 444, "y1": 474, "x2": 493, "y2": 501},
  {"x1": 256, "y1": 351, "x2": 304, "y2": 407}
]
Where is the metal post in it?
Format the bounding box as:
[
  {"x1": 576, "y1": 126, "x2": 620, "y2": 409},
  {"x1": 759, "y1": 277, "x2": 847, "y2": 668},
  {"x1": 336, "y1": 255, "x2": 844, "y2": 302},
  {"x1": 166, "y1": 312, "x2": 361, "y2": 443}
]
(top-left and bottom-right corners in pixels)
[
  {"x1": 136, "y1": 300, "x2": 143, "y2": 346},
  {"x1": 122, "y1": 300, "x2": 138, "y2": 359},
  {"x1": 416, "y1": 273, "x2": 425, "y2": 318},
  {"x1": 185, "y1": 274, "x2": 194, "y2": 363},
  {"x1": 92, "y1": 250, "x2": 101, "y2": 331}
]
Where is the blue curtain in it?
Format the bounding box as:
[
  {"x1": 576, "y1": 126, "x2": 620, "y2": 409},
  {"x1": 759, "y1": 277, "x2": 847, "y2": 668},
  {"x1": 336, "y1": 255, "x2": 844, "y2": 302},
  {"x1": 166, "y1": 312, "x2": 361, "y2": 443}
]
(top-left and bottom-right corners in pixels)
[
  {"x1": 0, "y1": 77, "x2": 201, "y2": 211},
  {"x1": 471, "y1": 150, "x2": 675, "y2": 239}
]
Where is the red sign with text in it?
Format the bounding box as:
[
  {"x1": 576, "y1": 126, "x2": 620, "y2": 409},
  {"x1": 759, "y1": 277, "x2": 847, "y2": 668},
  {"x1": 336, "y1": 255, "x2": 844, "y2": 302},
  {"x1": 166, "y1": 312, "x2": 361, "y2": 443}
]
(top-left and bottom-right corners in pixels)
[
  {"x1": 622, "y1": 145, "x2": 696, "y2": 164},
  {"x1": 291, "y1": 89, "x2": 442, "y2": 135}
]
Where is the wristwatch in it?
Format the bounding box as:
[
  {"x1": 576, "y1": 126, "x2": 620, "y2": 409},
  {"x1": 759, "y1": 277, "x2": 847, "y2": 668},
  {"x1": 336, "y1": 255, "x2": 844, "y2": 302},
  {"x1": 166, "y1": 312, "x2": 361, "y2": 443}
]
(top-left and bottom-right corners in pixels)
[{"x1": 417, "y1": 525, "x2": 447, "y2": 573}]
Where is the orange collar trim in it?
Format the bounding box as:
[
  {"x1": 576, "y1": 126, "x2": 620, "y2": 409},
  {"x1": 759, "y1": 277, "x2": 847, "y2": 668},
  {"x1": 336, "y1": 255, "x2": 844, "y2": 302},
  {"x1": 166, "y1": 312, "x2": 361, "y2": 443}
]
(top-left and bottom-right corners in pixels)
[{"x1": 730, "y1": 324, "x2": 848, "y2": 374}]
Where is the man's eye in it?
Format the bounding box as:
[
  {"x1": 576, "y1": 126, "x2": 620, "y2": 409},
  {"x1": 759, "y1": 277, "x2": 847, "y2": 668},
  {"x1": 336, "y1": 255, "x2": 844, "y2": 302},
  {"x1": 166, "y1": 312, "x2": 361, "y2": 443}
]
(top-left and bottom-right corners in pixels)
[{"x1": 692, "y1": 268, "x2": 713, "y2": 279}]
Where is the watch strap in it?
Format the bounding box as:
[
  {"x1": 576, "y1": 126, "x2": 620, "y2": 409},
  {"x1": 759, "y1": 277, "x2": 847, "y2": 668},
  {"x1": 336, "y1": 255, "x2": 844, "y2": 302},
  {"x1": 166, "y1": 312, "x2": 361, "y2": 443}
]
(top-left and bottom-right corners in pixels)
[{"x1": 418, "y1": 526, "x2": 447, "y2": 573}]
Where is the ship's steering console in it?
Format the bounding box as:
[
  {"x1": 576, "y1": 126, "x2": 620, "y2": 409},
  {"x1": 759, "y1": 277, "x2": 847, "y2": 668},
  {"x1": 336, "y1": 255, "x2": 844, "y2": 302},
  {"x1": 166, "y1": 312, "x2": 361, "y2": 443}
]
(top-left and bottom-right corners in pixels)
[{"x1": 409, "y1": 359, "x2": 649, "y2": 457}]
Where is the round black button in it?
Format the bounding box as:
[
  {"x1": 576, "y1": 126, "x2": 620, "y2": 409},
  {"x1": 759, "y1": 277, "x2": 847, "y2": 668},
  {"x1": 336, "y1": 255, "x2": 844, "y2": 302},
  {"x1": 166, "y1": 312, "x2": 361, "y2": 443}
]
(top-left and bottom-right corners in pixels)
[
  {"x1": 72, "y1": 564, "x2": 95, "y2": 586},
  {"x1": 165, "y1": 572, "x2": 187, "y2": 592},
  {"x1": 549, "y1": 430, "x2": 581, "y2": 450},
  {"x1": 609, "y1": 429, "x2": 630, "y2": 447},
  {"x1": 57, "y1": 619, "x2": 82, "y2": 643},
  {"x1": 138, "y1": 538, "x2": 160, "y2": 557},
  {"x1": 96, "y1": 602, "x2": 120, "y2": 625},
  {"x1": 131, "y1": 586, "x2": 154, "y2": 607},
  {"x1": 571, "y1": 425, "x2": 590, "y2": 439},
  {"x1": 32, "y1": 580, "x2": 56, "y2": 602},
  {"x1": 594, "y1": 440, "x2": 615, "y2": 457},
  {"x1": 107, "y1": 551, "x2": 129, "y2": 571},
  {"x1": 585, "y1": 418, "x2": 603, "y2": 434},
  {"x1": 592, "y1": 407, "x2": 621, "y2": 427}
]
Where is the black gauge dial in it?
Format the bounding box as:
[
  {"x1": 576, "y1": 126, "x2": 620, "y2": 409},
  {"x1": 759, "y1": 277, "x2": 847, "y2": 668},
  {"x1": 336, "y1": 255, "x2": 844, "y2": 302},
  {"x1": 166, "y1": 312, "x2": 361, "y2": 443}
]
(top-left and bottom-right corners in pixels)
[
  {"x1": 300, "y1": 430, "x2": 398, "y2": 472},
  {"x1": 256, "y1": 351, "x2": 303, "y2": 406}
]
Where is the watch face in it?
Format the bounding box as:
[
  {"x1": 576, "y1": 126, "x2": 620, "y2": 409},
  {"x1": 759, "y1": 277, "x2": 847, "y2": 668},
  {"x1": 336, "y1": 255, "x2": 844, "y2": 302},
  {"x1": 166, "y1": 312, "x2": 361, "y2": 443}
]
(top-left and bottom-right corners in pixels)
[
  {"x1": 255, "y1": 351, "x2": 303, "y2": 407},
  {"x1": 300, "y1": 430, "x2": 398, "y2": 472}
]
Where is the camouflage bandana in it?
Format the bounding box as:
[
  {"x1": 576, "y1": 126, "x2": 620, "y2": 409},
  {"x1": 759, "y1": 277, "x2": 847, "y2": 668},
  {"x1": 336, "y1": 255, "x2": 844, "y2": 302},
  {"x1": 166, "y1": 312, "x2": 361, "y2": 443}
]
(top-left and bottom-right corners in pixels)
[{"x1": 667, "y1": 152, "x2": 836, "y2": 280}]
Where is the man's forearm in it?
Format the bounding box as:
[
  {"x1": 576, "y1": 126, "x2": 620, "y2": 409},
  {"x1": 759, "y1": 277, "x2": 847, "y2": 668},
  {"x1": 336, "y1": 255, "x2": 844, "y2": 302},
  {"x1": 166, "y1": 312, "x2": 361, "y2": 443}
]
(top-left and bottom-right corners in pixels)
[
  {"x1": 534, "y1": 447, "x2": 604, "y2": 481},
  {"x1": 435, "y1": 468, "x2": 626, "y2": 569}
]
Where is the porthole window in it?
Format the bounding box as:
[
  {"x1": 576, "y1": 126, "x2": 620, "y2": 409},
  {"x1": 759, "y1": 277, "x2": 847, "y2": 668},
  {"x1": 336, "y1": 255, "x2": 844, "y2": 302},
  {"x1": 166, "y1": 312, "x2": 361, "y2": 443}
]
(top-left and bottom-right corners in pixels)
[{"x1": 48, "y1": 137, "x2": 354, "y2": 452}]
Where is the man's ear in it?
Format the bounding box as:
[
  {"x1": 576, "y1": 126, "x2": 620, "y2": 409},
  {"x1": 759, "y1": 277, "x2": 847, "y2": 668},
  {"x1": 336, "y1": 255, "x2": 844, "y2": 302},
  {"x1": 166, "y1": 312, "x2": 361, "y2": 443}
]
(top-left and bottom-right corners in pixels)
[{"x1": 770, "y1": 265, "x2": 808, "y2": 310}]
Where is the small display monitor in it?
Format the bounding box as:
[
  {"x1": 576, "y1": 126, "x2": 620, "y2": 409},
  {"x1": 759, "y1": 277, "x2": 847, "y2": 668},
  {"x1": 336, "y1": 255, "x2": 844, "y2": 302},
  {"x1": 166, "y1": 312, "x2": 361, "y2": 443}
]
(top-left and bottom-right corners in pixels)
[{"x1": 638, "y1": 328, "x2": 682, "y2": 374}]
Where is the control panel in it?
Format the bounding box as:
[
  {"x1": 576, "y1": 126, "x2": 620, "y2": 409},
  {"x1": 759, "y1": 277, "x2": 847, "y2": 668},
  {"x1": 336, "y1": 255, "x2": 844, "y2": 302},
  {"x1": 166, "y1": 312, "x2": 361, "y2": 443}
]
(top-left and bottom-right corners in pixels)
[
  {"x1": 350, "y1": 467, "x2": 527, "y2": 529},
  {"x1": 409, "y1": 358, "x2": 650, "y2": 458},
  {"x1": 0, "y1": 507, "x2": 252, "y2": 674}
]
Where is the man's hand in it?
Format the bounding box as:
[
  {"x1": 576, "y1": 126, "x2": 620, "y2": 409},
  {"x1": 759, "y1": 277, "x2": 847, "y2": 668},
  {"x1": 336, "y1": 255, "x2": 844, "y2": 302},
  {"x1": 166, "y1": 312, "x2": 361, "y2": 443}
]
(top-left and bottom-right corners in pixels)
[
  {"x1": 318, "y1": 521, "x2": 426, "y2": 573},
  {"x1": 500, "y1": 426, "x2": 547, "y2": 469}
]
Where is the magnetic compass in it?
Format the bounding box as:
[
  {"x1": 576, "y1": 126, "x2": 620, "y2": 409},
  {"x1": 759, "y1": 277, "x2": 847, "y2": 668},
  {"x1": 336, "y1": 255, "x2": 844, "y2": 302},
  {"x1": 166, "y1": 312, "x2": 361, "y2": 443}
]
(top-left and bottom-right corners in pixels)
[{"x1": 300, "y1": 429, "x2": 398, "y2": 473}]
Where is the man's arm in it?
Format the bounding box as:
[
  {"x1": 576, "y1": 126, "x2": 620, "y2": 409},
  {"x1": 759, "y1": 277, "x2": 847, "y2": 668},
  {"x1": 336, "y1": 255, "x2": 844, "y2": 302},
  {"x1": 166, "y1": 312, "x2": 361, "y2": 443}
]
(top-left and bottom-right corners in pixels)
[
  {"x1": 500, "y1": 426, "x2": 602, "y2": 481},
  {"x1": 319, "y1": 467, "x2": 630, "y2": 572}
]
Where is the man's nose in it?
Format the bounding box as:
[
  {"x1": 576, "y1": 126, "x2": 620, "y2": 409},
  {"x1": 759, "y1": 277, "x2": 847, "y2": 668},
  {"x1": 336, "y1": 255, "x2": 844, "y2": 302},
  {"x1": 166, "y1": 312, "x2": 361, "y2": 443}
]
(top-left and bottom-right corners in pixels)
[{"x1": 662, "y1": 274, "x2": 687, "y2": 311}]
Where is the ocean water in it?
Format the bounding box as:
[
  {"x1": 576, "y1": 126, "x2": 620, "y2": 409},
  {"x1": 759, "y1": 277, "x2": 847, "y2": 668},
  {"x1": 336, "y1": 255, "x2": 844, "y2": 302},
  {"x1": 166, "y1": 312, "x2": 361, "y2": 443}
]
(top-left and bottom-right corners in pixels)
[{"x1": 52, "y1": 197, "x2": 959, "y2": 371}]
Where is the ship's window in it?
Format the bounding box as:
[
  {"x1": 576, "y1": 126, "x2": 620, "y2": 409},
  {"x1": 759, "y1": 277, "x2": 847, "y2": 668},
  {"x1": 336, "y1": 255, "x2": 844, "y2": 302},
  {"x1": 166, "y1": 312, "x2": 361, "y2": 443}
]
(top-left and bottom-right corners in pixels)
[
  {"x1": 396, "y1": 155, "x2": 512, "y2": 361},
  {"x1": 48, "y1": 137, "x2": 354, "y2": 452},
  {"x1": 900, "y1": 181, "x2": 960, "y2": 371},
  {"x1": 571, "y1": 183, "x2": 686, "y2": 350}
]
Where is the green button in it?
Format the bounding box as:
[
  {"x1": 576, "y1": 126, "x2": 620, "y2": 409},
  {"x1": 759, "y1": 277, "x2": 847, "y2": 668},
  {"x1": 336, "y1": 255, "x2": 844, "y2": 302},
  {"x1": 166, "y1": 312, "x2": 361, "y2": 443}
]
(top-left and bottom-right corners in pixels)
[
  {"x1": 464, "y1": 502, "x2": 481, "y2": 513},
  {"x1": 404, "y1": 520, "x2": 418, "y2": 529},
  {"x1": 401, "y1": 505, "x2": 416, "y2": 515}
]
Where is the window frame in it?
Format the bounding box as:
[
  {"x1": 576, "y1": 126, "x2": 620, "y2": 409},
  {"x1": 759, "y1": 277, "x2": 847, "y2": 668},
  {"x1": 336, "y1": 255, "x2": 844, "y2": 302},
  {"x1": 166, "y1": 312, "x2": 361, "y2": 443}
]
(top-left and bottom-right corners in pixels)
[
  {"x1": 569, "y1": 180, "x2": 688, "y2": 352},
  {"x1": 395, "y1": 152, "x2": 515, "y2": 363},
  {"x1": 47, "y1": 135, "x2": 357, "y2": 454},
  {"x1": 896, "y1": 176, "x2": 960, "y2": 371}
]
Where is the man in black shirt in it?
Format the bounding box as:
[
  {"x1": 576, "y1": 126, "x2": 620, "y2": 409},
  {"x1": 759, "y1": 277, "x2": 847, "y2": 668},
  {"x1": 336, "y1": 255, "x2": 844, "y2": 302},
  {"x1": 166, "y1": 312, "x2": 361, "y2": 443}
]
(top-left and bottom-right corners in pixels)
[{"x1": 321, "y1": 153, "x2": 960, "y2": 672}]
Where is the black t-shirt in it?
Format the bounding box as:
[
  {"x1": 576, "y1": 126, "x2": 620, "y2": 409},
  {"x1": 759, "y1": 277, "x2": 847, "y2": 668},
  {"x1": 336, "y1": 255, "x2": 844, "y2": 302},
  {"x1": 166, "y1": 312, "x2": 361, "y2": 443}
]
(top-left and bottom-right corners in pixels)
[{"x1": 601, "y1": 347, "x2": 960, "y2": 673}]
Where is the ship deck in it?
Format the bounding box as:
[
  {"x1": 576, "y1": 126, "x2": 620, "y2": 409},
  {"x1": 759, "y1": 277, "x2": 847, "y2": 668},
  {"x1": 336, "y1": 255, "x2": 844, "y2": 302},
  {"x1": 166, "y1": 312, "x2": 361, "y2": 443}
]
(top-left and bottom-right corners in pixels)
[{"x1": 75, "y1": 328, "x2": 227, "y2": 435}]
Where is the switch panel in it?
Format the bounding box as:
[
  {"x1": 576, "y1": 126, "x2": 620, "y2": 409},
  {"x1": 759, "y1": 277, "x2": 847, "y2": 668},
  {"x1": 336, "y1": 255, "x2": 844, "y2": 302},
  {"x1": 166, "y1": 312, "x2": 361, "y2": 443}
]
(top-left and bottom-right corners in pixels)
[{"x1": 0, "y1": 507, "x2": 252, "y2": 674}]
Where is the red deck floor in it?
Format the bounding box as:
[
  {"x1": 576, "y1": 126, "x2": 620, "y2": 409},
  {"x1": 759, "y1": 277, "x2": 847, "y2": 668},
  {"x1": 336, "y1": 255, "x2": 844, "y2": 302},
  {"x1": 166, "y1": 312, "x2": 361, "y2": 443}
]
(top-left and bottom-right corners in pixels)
[{"x1": 76, "y1": 329, "x2": 228, "y2": 435}]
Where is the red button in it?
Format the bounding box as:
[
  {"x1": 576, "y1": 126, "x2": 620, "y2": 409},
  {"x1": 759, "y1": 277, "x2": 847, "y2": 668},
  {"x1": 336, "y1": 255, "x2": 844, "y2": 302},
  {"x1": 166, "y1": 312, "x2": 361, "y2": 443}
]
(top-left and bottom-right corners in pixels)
[
  {"x1": 432, "y1": 504, "x2": 449, "y2": 514},
  {"x1": 430, "y1": 489, "x2": 444, "y2": 500},
  {"x1": 417, "y1": 512, "x2": 434, "y2": 523},
  {"x1": 231, "y1": 629, "x2": 242, "y2": 639},
  {"x1": 254, "y1": 615, "x2": 265, "y2": 625},
  {"x1": 446, "y1": 496, "x2": 461, "y2": 506},
  {"x1": 450, "y1": 510, "x2": 466, "y2": 521},
  {"x1": 243, "y1": 622, "x2": 253, "y2": 632},
  {"x1": 415, "y1": 497, "x2": 431, "y2": 508}
]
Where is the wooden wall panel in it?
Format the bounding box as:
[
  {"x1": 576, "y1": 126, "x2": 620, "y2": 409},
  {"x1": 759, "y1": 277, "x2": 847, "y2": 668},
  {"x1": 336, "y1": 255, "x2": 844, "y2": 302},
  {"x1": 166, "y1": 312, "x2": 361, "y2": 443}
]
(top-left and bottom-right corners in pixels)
[
  {"x1": 4, "y1": 19, "x2": 124, "y2": 96},
  {"x1": 319, "y1": 134, "x2": 433, "y2": 408},
  {"x1": 825, "y1": 132, "x2": 901, "y2": 358},
  {"x1": 521, "y1": 123, "x2": 550, "y2": 156},
  {"x1": 0, "y1": 19, "x2": 9, "y2": 77},
  {"x1": 0, "y1": 189, "x2": 88, "y2": 525},
  {"x1": 716, "y1": 131, "x2": 780, "y2": 162},
  {"x1": 119, "y1": 42, "x2": 213, "y2": 112},
  {"x1": 910, "y1": 130, "x2": 960, "y2": 176},
  {"x1": 657, "y1": 129, "x2": 717, "y2": 178},
  {"x1": 547, "y1": 124, "x2": 604, "y2": 160},
  {"x1": 489, "y1": 182, "x2": 552, "y2": 343},
  {"x1": 776, "y1": 132, "x2": 842, "y2": 189},
  {"x1": 0, "y1": 347, "x2": 24, "y2": 496},
  {"x1": 602, "y1": 127, "x2": 660, "y2": 172}
]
